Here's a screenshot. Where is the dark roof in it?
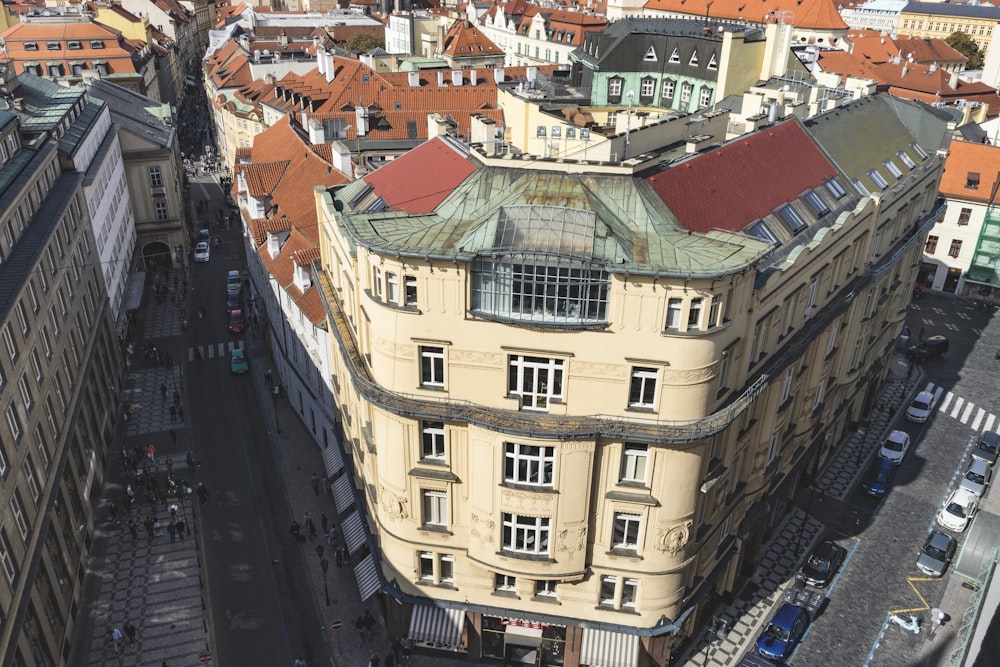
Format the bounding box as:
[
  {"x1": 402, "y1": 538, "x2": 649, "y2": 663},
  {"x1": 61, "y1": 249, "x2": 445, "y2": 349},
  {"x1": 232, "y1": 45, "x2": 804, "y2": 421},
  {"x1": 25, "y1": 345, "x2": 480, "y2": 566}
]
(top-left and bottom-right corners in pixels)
[
  {"x1": 901, "y1": 1, "x2": 1000, "y2": 18},
  {"x1": 84, "y1": 79, "x2": 175, "y2": 149}
]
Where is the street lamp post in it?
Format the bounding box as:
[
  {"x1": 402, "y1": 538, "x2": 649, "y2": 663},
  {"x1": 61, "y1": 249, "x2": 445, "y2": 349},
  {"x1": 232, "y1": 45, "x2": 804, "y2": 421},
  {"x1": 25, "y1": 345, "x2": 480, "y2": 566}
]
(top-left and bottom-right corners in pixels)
[{"x1": 272, "y1": 386, "x2": 281, "y2": 433}]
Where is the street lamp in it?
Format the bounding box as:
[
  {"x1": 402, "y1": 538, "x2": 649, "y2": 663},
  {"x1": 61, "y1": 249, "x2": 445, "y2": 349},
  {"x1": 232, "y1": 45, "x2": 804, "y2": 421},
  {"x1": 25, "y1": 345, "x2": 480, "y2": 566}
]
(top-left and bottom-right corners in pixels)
[
  {"x1": 272, "y1": 386, "x2": 281, "y2": 433},
  {"x1": 623, "y1": 91, "x2": 635, "y2": 161}
]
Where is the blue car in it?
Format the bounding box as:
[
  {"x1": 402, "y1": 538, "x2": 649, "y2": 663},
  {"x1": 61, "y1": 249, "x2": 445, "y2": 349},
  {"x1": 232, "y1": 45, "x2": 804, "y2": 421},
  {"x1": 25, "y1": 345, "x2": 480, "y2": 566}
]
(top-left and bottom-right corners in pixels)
[
  {"x1": 862, "y1": 456, "x2": 897, "y2": 497},
  {"x1": 757, "y1": 603, "x2": 809, "y2": 662}
]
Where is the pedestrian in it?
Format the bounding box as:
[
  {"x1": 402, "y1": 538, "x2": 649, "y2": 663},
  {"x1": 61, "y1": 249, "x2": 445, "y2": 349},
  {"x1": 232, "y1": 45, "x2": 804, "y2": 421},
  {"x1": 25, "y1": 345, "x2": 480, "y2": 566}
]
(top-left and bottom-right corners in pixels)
[
  {"x1": 321, "y1": 513, "x2": 329, "y2": 534},
  {"x1": 307, "y1": 518, "x2": 316, "y2": 540},
  {"x1": 385, "y1": 652, "x2": 395, "y2": 667},
  {"x1": 167, "y1": 521, "x2": 177, "y2": 542},
  {"x1": 124, "y1": 621, "x2": 136, "y2": 643},
  {"x1": 166, "y1": 457, "x2": 174, "y2": 475},
  {"x1": 315, "y1": 544, "x2": 325, "y2": 559},
  {"x1": 169, "y1": 429, "x2": 177, "y2": 446},
  {"x1": 289, "y1": 520, "x2": 301, "y2": 538},
  {"x1": 175, "y1": 518, "x2": 187, "y2": 539},
  {"x1": 391, "y1": 639, "x2": 401, "y2": 664},
  {"x1": 146, "y1": 443, "x2": 156, "y2": 463},
  {"x1": 160, "y1": 383, "x2": 167, "y2": 401},
  {"x1": 128, "y1": 520, "x2": 138, "y2": 540},
  {"x1": 335, "y1": 548, "x2": 343, "y2": 568},
  {"x1": 169, "y1": 405, "x2": 177, "y2": 421},
  {"x1": 368, "y1": 652, "x2": 380, "y2": 667},
  {"x1": 109, "y1": 501, "x2": 119, "y2": 524},
  {"x1": 143, "y1": 516, "x2": 154, "y2": 539},
  {"x1": 159, "y1": 487, "x2": 168, "y2": 508},
  {"x1": 342, "y1": 546, "x2": 350, "y2": 565},
  {"x1": 311, "y1": 472, "x2": 320, "y2": 495},
  {"x1": 327, "y1": 525, "x2": 338, "y2": 545},
  {"x1": 153, "y1": 517, "x2": 162, "y2": 536},
  {"x1": 197, "y1": 482, "x2": 209, "y2": 505},
  {"x1": 107, "y1": 626, "x2": 122, "y2": 654},
  {"x1": 173, "y1": 389, "x2": 180, "y2": 406},
  {"x1": 186, "y1": 450, "x2": 196, "y2": 470},
  {"x1": 177, "y1": 406, "x2": 184, "y2": 421}
]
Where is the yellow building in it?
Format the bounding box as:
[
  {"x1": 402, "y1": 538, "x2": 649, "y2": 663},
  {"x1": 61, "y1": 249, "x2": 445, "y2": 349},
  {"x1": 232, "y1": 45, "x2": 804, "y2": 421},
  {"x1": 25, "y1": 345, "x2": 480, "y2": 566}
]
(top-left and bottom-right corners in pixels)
[
  {"x1": 315, "y1": 94, "x2": 947, "y2": 666},
  {"x1": 898, "y1": 1, "x2": 1000, "y2": 56}
]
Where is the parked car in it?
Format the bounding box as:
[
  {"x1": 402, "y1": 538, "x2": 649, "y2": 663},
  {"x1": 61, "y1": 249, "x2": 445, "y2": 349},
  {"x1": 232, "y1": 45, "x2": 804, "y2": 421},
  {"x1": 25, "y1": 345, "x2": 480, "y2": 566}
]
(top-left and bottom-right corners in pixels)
[
  {"x1": 226, "y1": 289, "x2": 241, "y2": 311},
  {"x1": 880, "y1": 430, "x2": 912, "y2": 465},
  {"x1": 228, "y1": 309, "x2": 244, "y2": 334},
  {"x1": 227, "y1": 269, "x2": 242, "y2": 292},
  {"x1": 193, "y1": 241, "x2": 210, "y2": 263},
  {"x1": 197, "y1": 229, "x2": 210, "y2": 243},
  {"x1": 906, "y1": 335, "x2": 949, "y2": 361},
  {"x1": 862, "y1": 456, "x2": 897, "y2": 497},
  {"x1": 973, "y1": 431, "x2": 999, "y2": 465},
  {"x1": 916, "y1": 530, "x2": 957, "y2": 577},
  {"x1": 756, "y1": 604, "x2": 810, "y2": 662},
  {"x1": 937, "y1": 488, "x2": 978, "y2": 533},
  {"x1": 905, "y1": 391, "x2": 936, "y2": 423},
  {"x1": 959, "y1": 458, "x2": 993, "y2": 497},
  {"x1": 798, "y1": 540, "x2": 847, "y2": 588},
  {"x1": 230, "y1": 347, "x2": 248, "y2": 374}
]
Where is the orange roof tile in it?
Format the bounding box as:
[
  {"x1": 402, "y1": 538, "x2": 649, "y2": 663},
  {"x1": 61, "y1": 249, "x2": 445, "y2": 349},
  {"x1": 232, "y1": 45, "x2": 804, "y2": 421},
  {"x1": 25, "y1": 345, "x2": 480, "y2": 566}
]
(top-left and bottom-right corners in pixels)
[
  {"x1": 242, "y1": 160, "x2": 290, "y2": 197},
  {"x1": 643, "y1": 0, "x2": 847, "y2": 31},
  {"x1": 363, "y1": 137, "x2": 478, "y2": 215},
  {"x1": 939, "y1": 140, "x2": 1000, "y2": 202},
  {"x1": 441, "y1": 19, "x2": 504, "y2": 58}
]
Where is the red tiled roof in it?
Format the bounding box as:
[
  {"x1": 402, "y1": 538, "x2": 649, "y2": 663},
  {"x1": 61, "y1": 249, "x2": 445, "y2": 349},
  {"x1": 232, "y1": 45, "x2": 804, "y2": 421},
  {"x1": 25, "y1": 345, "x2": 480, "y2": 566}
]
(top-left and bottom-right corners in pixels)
[
  {"x1": 363, "y1": 137, "x2": 477, "y2": 214},
  {"x1": 939, "y1": 140, "x2": 1000, "y2": 202},
  {"x1": 243, "y1": 160, "x2": 290, "y2": 197},
  {"x1": 643, "y1": 0, "x2": 848, "y2": 31},
  {"x1": 441, "y1": 19, "x2": 504, "y2": 58},
  {"x1": 816, "y1": 49, "x2": 877, "y2": 80},
  {"x1": 645, "y1": 120, "x2": 838, "y2": 233}
]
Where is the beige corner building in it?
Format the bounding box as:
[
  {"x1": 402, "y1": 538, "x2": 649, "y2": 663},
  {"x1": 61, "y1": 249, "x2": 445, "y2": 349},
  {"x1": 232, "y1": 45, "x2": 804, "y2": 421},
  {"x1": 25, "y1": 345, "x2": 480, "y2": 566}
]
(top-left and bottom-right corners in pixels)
[{"x1": 315, "y1": 95, "x2": 948, "y2": 666}]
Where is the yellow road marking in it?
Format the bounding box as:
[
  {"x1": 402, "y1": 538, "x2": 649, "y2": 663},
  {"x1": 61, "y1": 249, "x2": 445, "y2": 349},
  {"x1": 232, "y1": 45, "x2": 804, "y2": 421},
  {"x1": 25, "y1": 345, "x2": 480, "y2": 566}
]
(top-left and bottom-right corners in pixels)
[{"x1": 888, "y1": 577, "x2": 938, "y2": 614}]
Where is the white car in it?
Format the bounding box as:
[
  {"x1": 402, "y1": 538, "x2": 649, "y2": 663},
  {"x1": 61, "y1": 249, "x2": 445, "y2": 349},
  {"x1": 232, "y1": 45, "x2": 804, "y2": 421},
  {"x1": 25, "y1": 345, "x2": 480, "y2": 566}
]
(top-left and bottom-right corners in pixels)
[
  {"x1": 905, "y1": 391, "x2": 935, "y2": 423},
  {"x1": 936, "y1": 487, "x2": 978, "y2": 533},
  {"x1": 879, "y1": 430, "x2": 911, "y2": 465},
  {"x1": 959, "y1": 458, "x2": 992, "y2": 497},
  {"x1": 193, "y1": 241, "x2": 210, "y2": 263}
]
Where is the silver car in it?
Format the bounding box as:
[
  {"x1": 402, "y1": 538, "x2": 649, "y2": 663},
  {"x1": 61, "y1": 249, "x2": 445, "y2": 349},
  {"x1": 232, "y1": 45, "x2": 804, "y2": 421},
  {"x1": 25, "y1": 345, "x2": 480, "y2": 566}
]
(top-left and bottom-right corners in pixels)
[{"x1": 959, "y1": 458, "x2": 992, "y2": 497}]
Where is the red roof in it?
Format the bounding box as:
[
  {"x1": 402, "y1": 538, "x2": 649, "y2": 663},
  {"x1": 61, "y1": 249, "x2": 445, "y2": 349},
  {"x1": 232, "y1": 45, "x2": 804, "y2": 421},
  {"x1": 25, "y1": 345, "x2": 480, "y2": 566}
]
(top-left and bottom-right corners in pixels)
[
  {"x1": 645, "y1": 120, "x2": 838, "y2": 233},
  {"x1": 643, "y1": 0, "x2": 847, "y2": 31},
  {"x1": 363, "y1": 137, "x2": 477, "y2": 215}
]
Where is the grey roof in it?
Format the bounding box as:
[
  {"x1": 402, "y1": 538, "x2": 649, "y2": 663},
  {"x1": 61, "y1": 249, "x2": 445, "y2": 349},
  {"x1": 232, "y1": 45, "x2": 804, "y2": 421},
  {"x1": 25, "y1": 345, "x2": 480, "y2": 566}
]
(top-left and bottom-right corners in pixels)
[
  {"x1": 6, "y1": 74, "x2": 83, "y2": 135},
  {"x1": 902, "y1": 1, "x2": 1000, "y2": 18},
  {"x1": 58, "y1": 100, "x2": 106, "y2": 160},
  {"x1": 84, "y1": 79, "x2": 175, "y2": 149},
  {"x1": 957, "y1": 122, "x2": 988, "y2": 144}
]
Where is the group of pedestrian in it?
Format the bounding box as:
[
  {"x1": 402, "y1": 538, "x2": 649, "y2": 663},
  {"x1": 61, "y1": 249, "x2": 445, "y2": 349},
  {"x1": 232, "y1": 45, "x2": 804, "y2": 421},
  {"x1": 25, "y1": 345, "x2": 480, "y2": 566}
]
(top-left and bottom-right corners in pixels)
[{"x1": 106, "y1": 621, "x2": 139, "y2": 654}]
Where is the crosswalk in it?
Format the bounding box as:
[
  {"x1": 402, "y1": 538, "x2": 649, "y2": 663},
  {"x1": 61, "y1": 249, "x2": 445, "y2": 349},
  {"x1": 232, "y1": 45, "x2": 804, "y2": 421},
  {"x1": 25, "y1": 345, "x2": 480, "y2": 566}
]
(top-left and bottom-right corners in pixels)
[
  {"x1": 188, "y1": 340, "x2": 244, "y2": 361},
  {"x1": 921, "y1": 382, "x2": 997, "y2": 433}
]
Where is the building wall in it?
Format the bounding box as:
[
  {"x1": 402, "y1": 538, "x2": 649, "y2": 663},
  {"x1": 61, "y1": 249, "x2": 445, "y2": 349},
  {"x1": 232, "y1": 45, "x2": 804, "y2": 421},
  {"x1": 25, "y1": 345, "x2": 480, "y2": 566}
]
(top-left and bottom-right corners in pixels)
[
  {"x1": 920, "y1": 197, "x2": 982, "y2": 294},
  {"x1": 0, "y1": 123, "x2": 123, "y2": 666},
  {"x1": 898, "y1": 11, "x2": 998, "y2": 55}
]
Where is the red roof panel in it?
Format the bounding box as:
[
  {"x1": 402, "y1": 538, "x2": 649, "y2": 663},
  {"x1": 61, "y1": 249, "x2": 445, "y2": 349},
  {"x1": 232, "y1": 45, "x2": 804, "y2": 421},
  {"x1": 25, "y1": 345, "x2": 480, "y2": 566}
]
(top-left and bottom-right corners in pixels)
[{"x1": 363, "y1": 138, "x2": 477, "y2": 215}]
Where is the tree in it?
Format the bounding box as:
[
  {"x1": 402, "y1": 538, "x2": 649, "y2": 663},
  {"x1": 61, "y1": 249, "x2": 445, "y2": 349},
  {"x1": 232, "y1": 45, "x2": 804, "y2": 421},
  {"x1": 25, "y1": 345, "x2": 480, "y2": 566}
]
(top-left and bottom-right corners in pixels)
[
  {"x1": 945, "y1": 32, "x2": 984, "y2": 70},
  {"x1": 346, "y1": 32, "x2": 385, "y2": 53}
]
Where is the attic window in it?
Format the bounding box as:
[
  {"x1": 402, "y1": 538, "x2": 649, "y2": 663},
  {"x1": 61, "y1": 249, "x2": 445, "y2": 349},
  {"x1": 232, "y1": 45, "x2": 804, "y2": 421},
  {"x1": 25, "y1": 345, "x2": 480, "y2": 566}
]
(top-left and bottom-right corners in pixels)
[
  {"x1": 883, "y1": 160, "x2": 903, "y2": 179},
  {"x1": 911, "y1": 142, "x2": 929, "y2": 160},
  {"x1": 362, "y1": 74, "x2": 369, "y2": 83},
  {"x1": 669, "y1": 47, "x2": 681, "y2": 64},
  {"x1": 966, "y1": 172, "x2": 980, "y2": 190},
  {"x1": 395, "y1": 102, "x2": 401, "y2": 111},
  {"x1": 868, "y1": 169, "x2": 889, "y2": 190},
  {"x1": 804, "y1": 190, "x2": 829, "y2": 215},
  {"x1": 25, "y1": 43, "x2": 38, "y2": 51},
  {"x1": 68, "y1": 41, "x2": 82, "y2": 50},
  {"x1": 852, "y1": 178, "x2": 870, "y2": 196},
  {"x1": 824, "y1": 178, "x2": 847, "y2": 199},
  {"x1": 643, "y1": 46, "x2": 657, "y2": 62},
  {"x1": 779, "y1": 205, "x2": 806, "y2": 232},
  {"x1": 897, "y1": 151, "x2": 916, "y2": 170},
  {"x1": 689, "y1": 50, "x2": 699, "y2": 66},
  {"x1": 406, "y1": 121, "x2": 418, "y2": 138},
  {"x1": 707, "y1": 52, "x2": 718, "y2": 70},
  {"x1": 90, "y1": 40, "x2": 105, "y2": 49},
  {"x1": 747, "y1": 221, "x2": 778, "y2": 244},
  {"x1": 46, "y1": 42, "x2": 59, "y2": 51}
]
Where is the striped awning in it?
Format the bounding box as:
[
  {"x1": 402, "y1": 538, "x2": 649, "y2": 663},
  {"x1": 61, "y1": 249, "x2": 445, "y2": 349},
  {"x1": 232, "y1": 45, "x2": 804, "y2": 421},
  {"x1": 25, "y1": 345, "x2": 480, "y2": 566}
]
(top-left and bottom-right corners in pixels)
[
  {"x1": 354, "y1": 553, "x2": 381, "y2": 601},
  {"x1": 409, "y1": 605, "x2": 465, "y2": 648},
  {"x1": 333, "y1": 474, "x2": 354, "y2": 513},
  {"x1": 341, "y1": 510, "x2": 366, "y2": 554},
  {"x1": 322, "y1": 445, "x2": 344, "y2": 477},
  {"x1": 580, "y1": 628, "x2": 640, "y2": 667}
]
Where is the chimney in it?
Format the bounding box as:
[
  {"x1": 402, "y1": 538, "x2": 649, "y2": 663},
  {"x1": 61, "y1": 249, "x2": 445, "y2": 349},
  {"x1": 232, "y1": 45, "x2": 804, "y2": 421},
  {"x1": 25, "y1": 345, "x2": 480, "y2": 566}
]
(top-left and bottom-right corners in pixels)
[
  {"x1": 317, "y1": 49, "x2": 326, "y2": 76},
  {"x1": 408, "y1": 70, "x2": 419, "y2": 86},
  {"x1": 325, "y1": 53, "x2": 335, "y2": 84},
  {"x1": 452, "y1": 70, "x2": 463, "y2": 86},
  {"x1": 949, "y1": 71, "x2": 958, "y2": 90},
  {"x1": 437, "y1": 71, "x2": 445, "y2": 86},
  {"x1": 470, "y1": 69, "x2": 477, "y2": 85},
  {"x1": 494, "y1": 67, "x2": 505, "y2": 84}
]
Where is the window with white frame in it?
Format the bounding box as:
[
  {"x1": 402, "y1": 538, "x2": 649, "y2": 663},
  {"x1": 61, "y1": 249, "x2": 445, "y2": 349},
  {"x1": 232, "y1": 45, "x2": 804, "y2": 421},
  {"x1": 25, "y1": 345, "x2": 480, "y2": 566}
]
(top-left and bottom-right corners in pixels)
[
  {"x1": 419, "y1": 551, "x2": 434, "y2": 580},
  {"x1": 780, "y1": 368, "x2": 793, "y2": 404},
  {"x1": 502, "y1": 513, "x2": 550, "y2": 555},
  {"x1": 22, "y1": 458, "x2": 39, "y2": 502},
  {"x1": 717, "y1": 515, "x2": 732, "y2": 548},
  {"x1": 599, "y1": 576, "x2": 617, "y2": 605},
  {"x1": 668, "y1": 47, "x2": 680, "y2": 63},
  {"x1": 628, "y1": 367, "x2": 657, "y2": 408},
  {"x1": 422, "y1": 490, "x2": 448, "y2": 527},
  {"x1": 717, "y1": 352, "x2": 730, "y2": 390},
  {"x1": 699, "y1": 86, "x2": 712, "y2": 107},
  {"x1": 827, "y1": 321, "x2": 840, "y2": 355},
  {"x1": 404, "y1": 275, "x2": 418, "y2": 306},
  {"x1": 386, "y1": 272, "x2": 399, "y2": 302},
  {"x1": 5, "y1": 405, "x2": 21, "y2": 441},
  {"x1": 0, "y1": 529, "x2": 16, "y2": 583},
  {"x1": 507, "y1": 355, "x2": 563, "y2": 410},
  {"x1": 148, "y1": 165, "x2": 163, "y2": 187},
  {"x1": 661, "y1": 79, "x2": 675, "y2": 101},
  {"x1": 805, "y1": 279, "x2": 818, "y2": 321},
  {"x1": 689, "y1": 50, "x2": 699, "y2": 66},
  {"x1": 707, "y1": 52, "x2": 718, "y2": 69},
  {"x1": 419, "y1": 346, "x2": 445, "y2": 388},
  {"x1": 495, "y1": 573, "x2": 517, "y2": 591},
  {"x1": 622, "y1": 578, "x2": 639, "y2": 607},
  {"x1": 813, "y1": 379, "x2": 825, "y2": 411},
  {"x1": 607, "y1": 77, "x2": 623, "y2": 98},
  {"x1": 868, "y1": 169, "x2": 889, "y2": 190},
  {"x1": 688, "y1": 297, "x2": 703, "y2": 328},
  {"x1": 2, "y1": 324, "x2": 17, "y2": 361},
  {"x1": 600, "y1": 575, "x2": 638, "y2": 608},
  {"x1": 15, "y1": 302, "x2": 28, "y2": 335},
  {"x1": 767, "y1": 434, "x2": 780, "y2": 466},
  {"x1": 680, "y1": 83, "x2": 692, "y2": 103},
  {"x1": 620, "y1": 443, "x2": 648, "y2": 483},
  {"x1": 9, "y1": 492, "x2": 28, "y2": 540},
  {"x1": 504, "y1": 443, "x2": 554, "y2": 486},
  {"x1": 779, "y1": 205, "x2": 806, "y2": 232},
  {"x1": 372, "y1": 266, "x2": 383, "y2": 298},
  {"x1": 665, "y1": 298, "x2": 683, "y2": 329},
  {"x1": 0, "y1": 439, "x2": 7, "y2": 476},
  {"x1": 643, "y1": 46, "x2": 657, "y2": 61},
  {"x1": 154, "y1": 200, "x2": 169, "y2": 221},
  {"x1": 421, "y1": 420, "x2": 445, "y2": 460},
  {"x1": 17, "y1": 376, "x2": 32, "y2": 412},
  {"x1": 883, "y1": 160, "x2": 903, "y2": 179},
  {"x1": 639, "y1": 77, "x2": 655, "y2": 98},
  {"x1": 612, "y1": 513, "x2": 641, "y2": 550},
  {"x1": 535, "y1": 579, "x2": 558, "y2": 597},
  {"x1": 440, "y1": 554, "x2": 454, "y2": 583},
  {"x1": 709, "y1": 297, "x2": 722, "y2": 327}
]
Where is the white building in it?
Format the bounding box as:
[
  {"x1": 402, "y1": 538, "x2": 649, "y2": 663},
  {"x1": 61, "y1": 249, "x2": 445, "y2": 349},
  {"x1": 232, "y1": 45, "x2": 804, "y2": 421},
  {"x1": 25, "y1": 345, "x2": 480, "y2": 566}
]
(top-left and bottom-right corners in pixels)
[{"x1": 840, "y1": 0, "x2": 908, "y2": 34}]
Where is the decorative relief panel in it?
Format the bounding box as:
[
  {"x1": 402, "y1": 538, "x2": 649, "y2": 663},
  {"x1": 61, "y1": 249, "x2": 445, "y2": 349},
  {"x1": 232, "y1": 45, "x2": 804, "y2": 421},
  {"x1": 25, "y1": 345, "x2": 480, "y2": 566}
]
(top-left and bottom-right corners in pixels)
[
  {"x1": 372, "y1": 334, "x2": 414, "y2": 360},
  {"x1": 569, "y1": 361, "x2": 628, "y2": 379},
  {"x1": 379, "y1": 484, "x2": 409, "y2": 521},
  {"x1": 448, "y1": 349, "x2": 505, "y2": 366},
  {"x1": 471, "y1": 512, "x2": 496, "y2": 544},
  {"x1": 661, "y1": 363, "x2": 717, "y2": 386},
  {"x1": 556, "y1": 526, "x2": 587, "y2": 556},
  {"x1": 500, "y1": 488, "x2": 556, "y2": 514},
  {"x1": 655, "y1": 520, "x2": 693, "y2": 554}
]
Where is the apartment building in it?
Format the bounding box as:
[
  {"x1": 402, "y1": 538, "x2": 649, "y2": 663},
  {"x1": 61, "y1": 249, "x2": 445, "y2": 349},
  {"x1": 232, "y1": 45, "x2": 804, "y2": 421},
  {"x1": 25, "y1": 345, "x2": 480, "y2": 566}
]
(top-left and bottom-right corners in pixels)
[
  {"x1": 898, "y1": 1, "x2": 1000, "y2": 57},
  {"x1": 0, "y1": 73, "x2": 124, "y2": 666},
  {"x1": 313, "y1": 94, "x2": 947, "y2": 666}
]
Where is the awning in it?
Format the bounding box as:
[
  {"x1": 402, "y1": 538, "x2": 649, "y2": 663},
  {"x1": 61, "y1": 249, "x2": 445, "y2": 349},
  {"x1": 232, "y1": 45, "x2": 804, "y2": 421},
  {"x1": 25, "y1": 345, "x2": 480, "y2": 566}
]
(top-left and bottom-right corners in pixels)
[
  {"x1": 322, "y1": 444, "x2": 344, "y2": 477},
  {"x1": 409, "y1": 605, "x2": 465, "y2": 648},
  {"x1": 333, "y1": 474, "x2": 354, "y2": 513},
  {"x1": 341, "y1": 510, "x2": 366, "y2": 554},
  {"x1": 505, "y1": 624, "x2": 543, "y2": 647},
  {"x1": 353, "y1": 552, "x2": 381, "y2": 601},
  {"x1": 580, "y1": 628, "x2": 639, "y2": 667},
  {"x1": 123, "y1": 272, "x2": 146, "y2": 312}
]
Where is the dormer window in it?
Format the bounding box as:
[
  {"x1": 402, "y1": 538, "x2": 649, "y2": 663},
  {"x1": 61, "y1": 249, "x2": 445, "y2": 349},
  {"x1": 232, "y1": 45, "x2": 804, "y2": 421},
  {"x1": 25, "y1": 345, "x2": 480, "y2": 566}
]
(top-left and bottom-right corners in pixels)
[
  {"x1": 883, "y1": 160, "x2": 903, "y2": 179},
  {"x1": 668, "y1": 47, "x2": 680, "y2": 63},
  {"x1": 46, "y1": 42, "x2": 59, "y2": 50},
  {"x1": 689, "y1": 50, "x2": 699, "y2": 66},
  {"x1": 868, "y1": 169, "x2": 889, "y2": 190},
  {"x1": 68, "y1": 41, "x2": 82, "y2": 50},
  {"x1": 911, "y1": 142, "x2": 929, "y2": 160},
  {"x1": 966, "y1": 172, "x2": 980, "y2": 190},
  {"x1": 25, "y1": 43, "x2": 38, "y2": 51},
  {"x1": 607, "y1": 76, "x2": 624, "y2": 103},
  {"x1": 824, "y1": 178, "x2": 846, "y2": 199},
  {"x1": 90, "y1": 40, "x2": 105, "y2": 49},
  {"x1": 707, "y1": 52, "x2": 718, "y2": 70},
  {"x1": 897, "y1": 151, "x2": 916, "y2": 170},
  {"x1": 779, "y1": 205, "x2": 806, "y2": 232},
  {"x1": 747, "y1": 221, "x2": 778, "y2": 244},
  {"x1": 643, "y1": 45, "x2": 657, "y2": 62},
  {"x1": 804, "y1": 190, "x2": 829, "y2": 215}
]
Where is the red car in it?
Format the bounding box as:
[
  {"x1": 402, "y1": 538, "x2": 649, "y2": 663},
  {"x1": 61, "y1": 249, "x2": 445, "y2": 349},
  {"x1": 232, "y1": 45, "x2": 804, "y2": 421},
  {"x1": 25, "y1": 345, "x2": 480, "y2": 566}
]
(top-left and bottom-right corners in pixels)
[{"x1": 228, "y1": 309, "x2": 244, "y2": 333}]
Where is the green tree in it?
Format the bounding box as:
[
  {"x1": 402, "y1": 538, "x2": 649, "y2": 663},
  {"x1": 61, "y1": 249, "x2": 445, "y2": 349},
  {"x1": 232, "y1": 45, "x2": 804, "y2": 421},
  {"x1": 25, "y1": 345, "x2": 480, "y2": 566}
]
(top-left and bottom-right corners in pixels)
[
  {"x1": 945, "y1": 32, "x2": 984, "y2": 70},
  {"x1": 346, "y1": 32, "x2": 385, "y2": 53}
]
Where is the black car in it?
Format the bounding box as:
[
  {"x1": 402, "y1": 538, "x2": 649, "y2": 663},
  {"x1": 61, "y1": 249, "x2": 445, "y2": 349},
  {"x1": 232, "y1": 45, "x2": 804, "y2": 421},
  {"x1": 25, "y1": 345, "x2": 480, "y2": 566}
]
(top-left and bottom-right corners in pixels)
[
  {"x1": 906, "y1": 335, "x2": 949, "y2": 361},
  {"x1": 798, "y1": 540, "x2": 847, "y2": 588},
  {"x1": 973, "y1": 430, "x2": 1000, "y2": 465}
]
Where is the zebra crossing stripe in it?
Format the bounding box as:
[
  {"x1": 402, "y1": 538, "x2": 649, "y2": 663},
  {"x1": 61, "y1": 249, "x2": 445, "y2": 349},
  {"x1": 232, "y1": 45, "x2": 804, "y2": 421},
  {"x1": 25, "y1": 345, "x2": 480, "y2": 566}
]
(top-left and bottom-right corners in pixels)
[
  {"x1": 188, "y1": 348, "x2": 195, "y2": 362},
  {"x1": 960, "y1": 402, "x2": 975, "y2": 424},
  {"x1": 950, "y1": 397, "x2": 965, "y2": 420},
  {"x1": 986, "y1": 415, "x2": 997, "y2": 433},
  {"x1": 931, "y1": 385, "x2": 945, "y2": 404},
  {"x1": 939, "y1": 391, "x2": 954, "y2": 413},
  {"x1": 972, "y1": 408, "x2": 986, "y2": 431}
]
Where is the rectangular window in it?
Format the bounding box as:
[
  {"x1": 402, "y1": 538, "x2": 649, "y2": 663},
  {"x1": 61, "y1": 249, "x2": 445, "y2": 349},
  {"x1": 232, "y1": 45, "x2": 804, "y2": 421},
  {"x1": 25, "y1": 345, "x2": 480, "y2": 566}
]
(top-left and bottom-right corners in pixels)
[
  {"x1": 386, "y1": 272, "x2": 399, "y2": 302},
  {"x1": 148, "y1": 165, "x2": 163, "y2": 187},
  {"x1": 780, "y1": 368, "x2": 793, "y2": 404},
  {"x1": 440, "y1": 554, "x2": 454, "y2": 583},
  {"x1": 768, "y1": 434, "x2": 780, "y2": 465},
  {"x1": 608, "y1": 78, "x2": 622, "y2": 98},
  {"x1": 925, "y1": 235, "x2": 938, "y2": 254},
  {"x1": 504, "y1": 443, "x2": 555, "y2": 486},
  {"x1": 665, "y1": 298, "x2": 683, "y2": 329},
  {"x1": 805, "y1": 191, "x2": 829, "y2": 215},
  {"x1": 709, "y1": 297, "x2": 721, "y2": 327},
  {"x1": 495, "y1": 573, "x2": 517, "y2": 591},
  {"x1": 18, "y1": 375, "x2": 33, "y2": 412},
  {"x1": 419, "y1": 551, "x2": 434, "y2": 580},
  {"x1": 10, "y1": 492, "x2": 28, "y2": 540},
  {"x1": 640, "y1": 78, "x2": 655, "y2": 97},
  {"x1": 680, "y1": 84, "x2": 692, "y2": 103},
  {"x1": 628, "y1": 367, "x2": 657, "y2": 408},
  {"x1": 883, "y1": 160, "x2": 903, "y2": 179},
  {"x1": 949, "y1": 239, "x2": 962, "y2": 258},
  {"x1": 154, "y1": 201, "x2": 169, "y2": 221},
  {"x1": 620, "y1": 444, "x2": 648, "y2": 483},
  {"x1": 688, "y1": 297, "x2": 703, "y2": 328},
  {"x1": 827, "y1": 321, "x2": 840, "y2": 355},
  {"x1": 600, "y1": 576, "x2": 617, "y2": 605},
  {"x1": 5, "y1": 405, "x2": 21, "y2": 441},
  {"x1": 23, "y1": 457, "x2": 40, "y2": 502},
  {"x1": 813, "y1": 379, "x2": 825, "y2": 411},
  {"x1": 868, "y1": 169, "x2": 889, "y2": 190},
  {"x1": 2, "y1": 324, "x2": 17, "y2": 361},
  {"x1": 422, "y1": 490, "x2": 448, "y2": 527},
  {"x1": 717, "y1": 353, "x2": 730, "y2": 390},
  {"x1": 419, "y1": 346, "x2": 445, "y2": 388},
  {"x1": 622, "y1": 578, "x2": 638, "y2": 607},
  {"x1": 612, "y1": 513, "x2": 641, "y2": 550},
  {"x1": 897, "y1": 151, "x2": 916, "y2": 170},
  {"x1": 0, "y1": 529, "x2": 16, "y2": 583},
  {"x1": 661, "y1": 79, "x2": 675, "y2": 100},
  {"x1": 699, "y1": 87, "x2": 712, "y2": 107},
  {"x1": 779, "y1": 205, "x2": 806, "y2": 231},
  {"x1": 507, "y1": 355, "x2": 564, "y2": 411},
  {"x1": 420, "y1": 420, "x2": 445, "y2": 460},
  {"x1": 372, "y1": 266, "x2": 383, "y2": 298},
  {"x1": 535, "y1": 580, "x2": 557, "y2": 597},
  {"x1": 404, "y1": 275, "x2": 417, "y2": 306},
  {"x1": 958, "y1": 208, "x2": 971, "y2": 226},
  {"x1": 747, "y1": 221, "x2": 778, "y2": 243},
  {"x1": 502, "y1": 513, "x2": 550, "y2": 554}
]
